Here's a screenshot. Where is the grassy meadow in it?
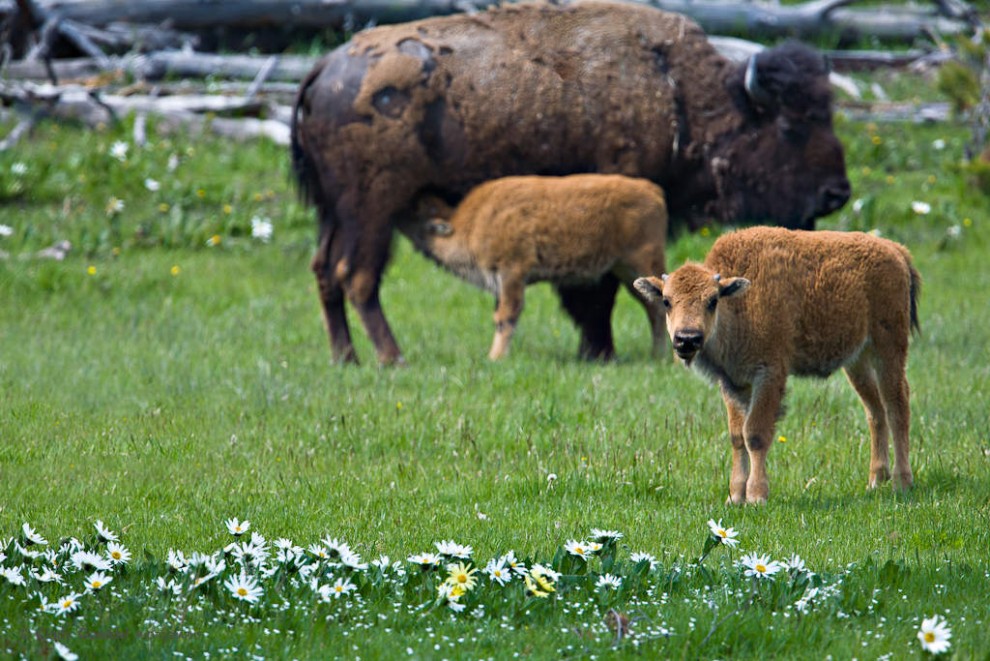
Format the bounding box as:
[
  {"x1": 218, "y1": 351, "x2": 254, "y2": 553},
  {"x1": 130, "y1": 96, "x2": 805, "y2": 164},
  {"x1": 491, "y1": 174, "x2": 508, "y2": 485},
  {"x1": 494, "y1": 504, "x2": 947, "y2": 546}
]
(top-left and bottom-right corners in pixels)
[{"x1": 1, "y1": 81, "x2": 989, "y2": 658}]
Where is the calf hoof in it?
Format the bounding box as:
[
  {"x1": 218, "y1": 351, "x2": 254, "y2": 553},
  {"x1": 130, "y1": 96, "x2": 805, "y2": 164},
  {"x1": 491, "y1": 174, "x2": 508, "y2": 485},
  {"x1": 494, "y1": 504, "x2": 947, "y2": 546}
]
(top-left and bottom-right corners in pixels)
[
  {"x1": 894, "y1": 471, "x2": 914, "y2": 491},
  {"x1": 868, "y1": 466, "x2": 891, "y2": 489}
]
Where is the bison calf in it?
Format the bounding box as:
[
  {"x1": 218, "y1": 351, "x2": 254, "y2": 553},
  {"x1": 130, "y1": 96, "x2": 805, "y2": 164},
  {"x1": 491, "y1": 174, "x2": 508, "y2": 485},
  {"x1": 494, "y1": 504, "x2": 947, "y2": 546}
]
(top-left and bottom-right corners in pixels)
[
  {"x1": 401, "y1": 174, "x2": 668, "y2": 360},
  {"x1": 634, "y1": 227, "x2": 920, "y2": 504}
]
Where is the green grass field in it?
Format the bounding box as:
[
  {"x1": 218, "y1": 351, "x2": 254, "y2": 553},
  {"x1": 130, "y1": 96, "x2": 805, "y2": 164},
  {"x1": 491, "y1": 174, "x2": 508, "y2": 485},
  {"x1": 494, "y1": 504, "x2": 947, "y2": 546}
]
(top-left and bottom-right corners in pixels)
[{"x1": 1, "y1": 95, "x2": 988, "y2": 658}]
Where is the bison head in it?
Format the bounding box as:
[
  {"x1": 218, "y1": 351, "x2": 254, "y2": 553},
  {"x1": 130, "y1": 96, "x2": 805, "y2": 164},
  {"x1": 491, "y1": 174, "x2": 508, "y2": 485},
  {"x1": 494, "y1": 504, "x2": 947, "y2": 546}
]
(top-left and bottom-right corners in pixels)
[
  {"x1": 634, "y1": 266, "x2": 749, "y2": 364},
  {"x1": 708, "y1": 43, "x2": 850, "y2": 229}
]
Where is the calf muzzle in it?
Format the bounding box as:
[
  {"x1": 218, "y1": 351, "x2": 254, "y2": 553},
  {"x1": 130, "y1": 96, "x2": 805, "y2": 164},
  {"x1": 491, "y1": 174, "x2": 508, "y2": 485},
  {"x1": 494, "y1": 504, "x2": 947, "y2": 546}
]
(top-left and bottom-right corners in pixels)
[{"x1": 672, "y1": 330, "x2": 704, "y2": 359}]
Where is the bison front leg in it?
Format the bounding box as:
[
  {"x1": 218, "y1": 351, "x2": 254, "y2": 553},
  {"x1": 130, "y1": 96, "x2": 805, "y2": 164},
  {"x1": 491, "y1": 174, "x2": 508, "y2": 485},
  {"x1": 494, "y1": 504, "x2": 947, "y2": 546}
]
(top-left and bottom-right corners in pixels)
[
  {"x1": 489, "y1": 273, "x2": 525, "y2": 360},
  {"x1": 312, "y1": 221, "x2": 358, "y2": 364},
  {"x1": 742, "y1": 370, "x2": 787, "y2": 504},
  {"x1": 556, "y1": 276, "x2": 619, "y2": 361},
  {"x1": 722, "y1": 393, "x2": 749, "y2": 505},
  {"x1": 844, "y1": 357, "x2": 892, "y2": 488}
]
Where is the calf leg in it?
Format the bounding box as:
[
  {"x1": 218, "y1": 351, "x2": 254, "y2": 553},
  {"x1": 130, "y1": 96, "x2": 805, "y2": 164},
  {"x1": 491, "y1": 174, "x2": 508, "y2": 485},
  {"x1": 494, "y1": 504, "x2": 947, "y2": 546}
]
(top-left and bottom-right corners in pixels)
[
  {"x1": 876, "y1": 351, "x2": 913, "y2": 490},
  {"x1": 489, "y1": 273, "x2": 525, "y2": 360},
  {"x1": 556, "y1": 275, "x2": 619, "y2": 361},
  {"x1": 311, "y1": 220, "x2": 357, "y2": 364},
  {"x1": 742, "y1": 369, "x2": 787, "y2": 504},
  {"x1": 723, "y1": 393, "x2": 749, "y2": 505},
  {"x1": 620, "y1": 249, "x2": 668, "y2": 359},
  {"x1": 844, "y1": 357, "x2": 891, "y2": 488}
]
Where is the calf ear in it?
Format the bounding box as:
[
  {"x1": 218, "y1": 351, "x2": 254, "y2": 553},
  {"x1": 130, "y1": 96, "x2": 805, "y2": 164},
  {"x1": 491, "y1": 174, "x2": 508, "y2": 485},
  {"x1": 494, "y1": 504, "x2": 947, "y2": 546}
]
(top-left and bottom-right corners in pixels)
[
  {"x1": 633, "y1": 276, "x2": 664, "y2": 302},
  {"x1": 427, "y1": 220, "x2": 453, "y2": 236},
  {"x1": 718, "y1": 277, "x2": 751, "y2": 298}
]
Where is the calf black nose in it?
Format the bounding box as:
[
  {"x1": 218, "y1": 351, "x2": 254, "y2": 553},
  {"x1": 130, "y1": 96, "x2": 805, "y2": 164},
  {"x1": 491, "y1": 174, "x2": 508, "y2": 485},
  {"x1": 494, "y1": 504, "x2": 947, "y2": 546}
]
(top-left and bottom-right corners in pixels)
[{"x1": 673, "y1": 330, "x2": 704, "y2": 355}]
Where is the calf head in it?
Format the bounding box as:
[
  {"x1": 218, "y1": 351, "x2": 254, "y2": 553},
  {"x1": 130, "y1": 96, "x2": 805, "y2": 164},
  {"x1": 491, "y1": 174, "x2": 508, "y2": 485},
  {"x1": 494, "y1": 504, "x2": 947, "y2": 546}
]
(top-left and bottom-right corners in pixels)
[{"x1": 634, "y1": 265, "x2": 749, "y2": 364}]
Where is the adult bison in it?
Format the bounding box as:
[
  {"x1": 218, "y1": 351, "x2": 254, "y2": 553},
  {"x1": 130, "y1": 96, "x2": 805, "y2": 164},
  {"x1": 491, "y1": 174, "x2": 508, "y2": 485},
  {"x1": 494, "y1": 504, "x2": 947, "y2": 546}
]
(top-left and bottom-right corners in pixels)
[{"x1": 292, "y1": 0, "x2": 851, "y2": 365}]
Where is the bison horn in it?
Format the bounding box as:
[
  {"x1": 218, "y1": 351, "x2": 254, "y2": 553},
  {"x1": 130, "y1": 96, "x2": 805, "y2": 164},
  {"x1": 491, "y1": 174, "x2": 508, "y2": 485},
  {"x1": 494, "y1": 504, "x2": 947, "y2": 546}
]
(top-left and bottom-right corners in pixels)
[
  {"x1": 661, "y1": 273, "x2": 669, "y2": 283},
  {"x1": 713, "y1": 273, "x2": 721, "y2": 283},
  {"x1": 744, "y1": 54, "x2": 773, "y2": 107}
]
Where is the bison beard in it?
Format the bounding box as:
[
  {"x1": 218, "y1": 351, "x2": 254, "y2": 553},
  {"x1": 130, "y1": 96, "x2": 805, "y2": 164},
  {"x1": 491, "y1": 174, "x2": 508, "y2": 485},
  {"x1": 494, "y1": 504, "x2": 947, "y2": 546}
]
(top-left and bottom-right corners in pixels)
[{"x1": 292, "y1": 0, "x2": 851, "y2": 365}]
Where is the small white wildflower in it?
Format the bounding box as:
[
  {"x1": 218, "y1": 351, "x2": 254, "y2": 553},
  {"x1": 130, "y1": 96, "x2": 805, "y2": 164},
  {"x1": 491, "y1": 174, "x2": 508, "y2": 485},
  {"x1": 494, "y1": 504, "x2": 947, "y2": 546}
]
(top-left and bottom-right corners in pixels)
[
  {"x1": 109, "y1": 141, "x2": 129, "y2": 161},
  {"x1": 250, "y1": 216, "x2": 273, "y2": 242},
  {"x1": 22, "y1": 523, "x2": 48, "y2": 546},
  {"x1": 707, "y1": 519, "x2": 740, "y2": 547},
  {"x1": 144, "y1": 178, "x2": 161, "y2": 192},
  {"x1": 71, "y1": 550, "x2": 111, "y2": 572},
  {"x1": 596, "y1": 573, "x2": 622, "y2": 590},
  {"x1": 630, "y1": 552, "x2": 658, "y2": 570},
  {"x1": 10, "y1": 162, "x2": 27, "y2": 175},
  {"x1": 84, "y1": 571, "x2": 113, "y2": 592},
  {"x1": 435, "y1": 540, "x2": 472, "y2": 559},
  {"x1": 739, "y1": 552, "x2": 782, "y2": 580},
  {"x1": 54, "y1": 641, "x2": 78, "y2": 661},
  {"x1": 52, "y1": 592, "x2": 83, "y2": 616},
  {"x1": 166, "y1": 549, "x2": 187, "y2": 572},
  {"x1": 484, "y1": 557, "x2": 512, "y2": 586},
  {"x1": 564, "y1": 540, "x2": 592, "y2": 560},
  {"x1": 947, "y1": 225, "x2": 961, "y2": 239},
  {"x1": 94, "y1": 520, "x2": 118, "y2": 543},
  {"x1": 225, "y1": 518, "x2": 250, "y2": 536},
  {"x1": 0, "y1": 566, "x2": 25, "y2": 586},
  {"x1": 932, "y1": 139, "x2": 946, "y2": 150},
  {"x1": 319, "y1": 576, "x2": 356, "y2": 601},
  {"x1": 106, "y1": 541, "x2": 131, "y2": 565},
  {"x1": 852, "y1": 198, "x2": 865, "y2": 214},
  {"x1": 917, "y1": 614, "x2": 952, "y2": 655},
  {"x1": 911, "y1": 201, "x2": 931, "y2": 215},
  {"x1": 407, "y1": 552, "x2": 442, "y2": 569},
  {"x1": 224, "y1": 571, "x2": 263, "y2": 603},
  {"x1": 155, "y1": 576, "x2": 182, "y2": 596},
  {"x1": 590, "y1": 528, "x2": 623, "y2": 542},
  {"x1": 0, "y1": 224, "x2": 12, "y2": 237}
]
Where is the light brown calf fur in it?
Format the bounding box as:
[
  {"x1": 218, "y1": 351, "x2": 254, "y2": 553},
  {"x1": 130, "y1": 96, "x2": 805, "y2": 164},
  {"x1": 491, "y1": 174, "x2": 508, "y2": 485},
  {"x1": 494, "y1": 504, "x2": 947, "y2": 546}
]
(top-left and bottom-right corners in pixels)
[
  {"x1": 401, "y1": 174, "x2": 668, "y2": 360},
  {"x1": 634, "y1": 226, "x2": 920, "y2": 504}
]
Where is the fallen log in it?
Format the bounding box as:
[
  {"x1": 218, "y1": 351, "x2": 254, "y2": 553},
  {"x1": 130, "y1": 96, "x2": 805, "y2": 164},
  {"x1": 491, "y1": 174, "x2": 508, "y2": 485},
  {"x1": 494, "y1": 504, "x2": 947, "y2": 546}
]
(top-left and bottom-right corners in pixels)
[{"x1": 0, "y1": 0, "x2": 978, "y2": 43}]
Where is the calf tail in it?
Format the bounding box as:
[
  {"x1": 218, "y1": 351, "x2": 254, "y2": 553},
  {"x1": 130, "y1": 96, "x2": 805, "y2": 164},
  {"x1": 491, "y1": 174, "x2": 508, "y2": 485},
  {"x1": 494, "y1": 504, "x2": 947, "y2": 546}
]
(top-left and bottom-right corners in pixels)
[{"x1": 899, "y1": 246, "x2": 921, "y2": 336}]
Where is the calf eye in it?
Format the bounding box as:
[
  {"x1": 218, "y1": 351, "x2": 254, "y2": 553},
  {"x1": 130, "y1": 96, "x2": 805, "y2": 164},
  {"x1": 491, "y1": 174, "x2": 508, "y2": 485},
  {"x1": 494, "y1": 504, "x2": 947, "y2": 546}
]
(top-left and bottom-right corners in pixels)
[
  {"x1": 706, "y1": 296, "x2": 718, "y2": 312},
  {"x1": 662, "y1": 297, "x2": 671, "y2": 309}
]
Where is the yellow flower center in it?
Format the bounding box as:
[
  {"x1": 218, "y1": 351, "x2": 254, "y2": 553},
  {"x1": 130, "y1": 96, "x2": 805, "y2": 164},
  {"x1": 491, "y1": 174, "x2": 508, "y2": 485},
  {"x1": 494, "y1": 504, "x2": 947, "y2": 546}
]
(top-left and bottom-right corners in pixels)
[
  {"x1": 494, "y1": 570, "x2": 503, "y2": 577},
  {"x1": 335, "y1": 585, "x2": 343, "y2": 592},
  {"x1": 237, "y1": 587, "x2": 248, "y2": 597},
  {"x1": 575, "y1": 547, "x2": 584, "y2": 555},
  {"x1": 756, "y1": 564, "x2": 766, "y2": 573},
  {"x1": 111, "y1": 551, "x2": 121, "y2": 559},
  {"x1": 924, "y1": 632, "x2": 936, "y2": 643},
  {"x1": 456, "y1": 573, "x2": 467, "y2": 584},
  {"x1": 62, "y1": 600, "x2": 73, "y2": 608},
  {"x1": 92, "y1": 581, "x2": 102, "y2": 588},
  {"x1": 718, "y1": 530, "x2": 726, "y2": 538}
]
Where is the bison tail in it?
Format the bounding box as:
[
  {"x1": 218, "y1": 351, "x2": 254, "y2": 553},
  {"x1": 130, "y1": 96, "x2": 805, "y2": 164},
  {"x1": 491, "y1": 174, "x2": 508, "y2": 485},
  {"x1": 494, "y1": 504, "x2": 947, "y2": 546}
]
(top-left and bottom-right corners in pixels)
[
  {"x1": 908, "y1": 262, "x2": 921, "y2": 336},
  {"x1": 290, "y1": 61, "x2": 327, "y2": 213}
]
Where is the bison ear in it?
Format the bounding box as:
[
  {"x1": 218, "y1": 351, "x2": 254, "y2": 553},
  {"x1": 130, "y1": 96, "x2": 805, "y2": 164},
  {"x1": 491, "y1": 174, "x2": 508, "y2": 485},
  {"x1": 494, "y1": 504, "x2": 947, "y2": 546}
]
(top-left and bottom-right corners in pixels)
[
  {"x1": 427, "y1": 219, "x2": 453, "y2": 236},
  {"x1": 718, "y1": 277, "x2": 750, "y2": 299},
  {"x1": 633, "y1": 276, "x2": 664, "y2": 303}
]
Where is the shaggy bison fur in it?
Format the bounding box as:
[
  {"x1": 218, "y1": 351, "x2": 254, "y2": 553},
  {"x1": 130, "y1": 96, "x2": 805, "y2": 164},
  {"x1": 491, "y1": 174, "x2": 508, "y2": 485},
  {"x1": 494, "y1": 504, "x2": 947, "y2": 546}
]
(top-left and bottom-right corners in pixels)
[
  {"x1": 635, "y1": 227, "x2": 920, "y2": 504},
  {"x1": 402, "y1": 174, "x2": 668, "y2": 360},
  {"x1": 292, "y1": 0, "x2": 851, "y2": 365}
]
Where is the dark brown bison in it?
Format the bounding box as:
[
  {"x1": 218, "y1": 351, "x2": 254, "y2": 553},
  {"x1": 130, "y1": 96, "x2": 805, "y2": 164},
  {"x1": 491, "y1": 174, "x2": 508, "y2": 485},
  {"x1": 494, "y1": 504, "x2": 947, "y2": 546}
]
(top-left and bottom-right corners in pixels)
[{"x1": 292, "y1": 0, "x2": 851, "y2": 365}]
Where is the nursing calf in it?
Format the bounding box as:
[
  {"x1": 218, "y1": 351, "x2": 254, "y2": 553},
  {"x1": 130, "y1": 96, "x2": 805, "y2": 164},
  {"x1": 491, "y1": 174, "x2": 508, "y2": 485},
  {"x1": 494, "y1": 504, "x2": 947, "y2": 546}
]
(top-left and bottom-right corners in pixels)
[
  {"x1": 402, "y1": 174, "x2": 668, "y2": 360},
  {"x1": 634, "y1": 227, "x2": 920, "y2": 503}
]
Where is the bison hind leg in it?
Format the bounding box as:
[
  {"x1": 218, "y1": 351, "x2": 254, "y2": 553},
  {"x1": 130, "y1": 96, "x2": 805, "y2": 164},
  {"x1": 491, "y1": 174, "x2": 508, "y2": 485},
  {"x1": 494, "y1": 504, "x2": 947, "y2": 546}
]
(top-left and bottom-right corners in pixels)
[
  {"x1": 312, "y1": 223, "x2": 358, "y2": 364},
  {"x1": 844, "y1": 357, "x2": 892, "y2": 488},
  {"x1": 555, "y1": 276, "x2": 620, "y2": 361}
]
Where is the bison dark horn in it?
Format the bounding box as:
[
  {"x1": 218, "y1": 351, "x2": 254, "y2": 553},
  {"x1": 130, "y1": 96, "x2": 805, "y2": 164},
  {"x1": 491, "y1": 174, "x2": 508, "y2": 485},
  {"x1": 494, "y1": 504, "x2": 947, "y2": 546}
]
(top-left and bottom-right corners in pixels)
[{"x1": 744, "y1": 54, "x2": 773, "y2": 107}]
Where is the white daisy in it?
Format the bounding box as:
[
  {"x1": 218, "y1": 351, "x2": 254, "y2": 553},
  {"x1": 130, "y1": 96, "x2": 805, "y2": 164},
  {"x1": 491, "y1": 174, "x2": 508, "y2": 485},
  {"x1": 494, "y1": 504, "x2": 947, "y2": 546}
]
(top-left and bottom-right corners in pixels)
[
  {"x1": 564, "y1": 540, "x2": 592, "y2": 560},
  {"x1": 155, "y1": 576, "x2": 182, "y2": 596},
  {"x1": 106, "y1": 541, "x2": 131, "y2": 565},
  {"x1": 786, "y1": 554, "x2": 808, "y2": 574},
  {"x1": 274, "y1": 538, "x2": 300, "y2": 552},
  {"x1": 0, "y1": 224, "x2": 12, "y2": 237},
  {"x1": 484, "y1": 557, "x2": 512, "y2": 586},
  {"x1": 83, "y1": 571, "x2": 113, "y2": 592},
  {"x1": 29, "y1": 567, "x2": 62, "y2": 584},
  {"x1": 531, "y1": 563, "x2": 560, "y2": 583},
  {"x1": 22, "y1": 523, "x2": 47, "y2": 546},
  {"x1": 434, "y1": 540, "x2": 472, "y2": 559},
  {"x1": 739, "y1": 552, "x2": 782, "y2": 580},
  {"x1": 436, "y1": 581, "x2": 466, "y2": 612},
  {"x1": 320, "y1": 576, "x2": 356, "y2": 601},
  {"x1": 190, "y1": 572, "x2": 219, "y2": 590},
  {"x1": 630, "y1": 552, "x2": 658, "y2": 570},
  {"x1": 595, "y1": 573, "x2": 622, "y2": 590},
  {"x1": 707, "y1": 519, "x2": 740, "y2": 548},
  {"x1": 917, "y1": 615, "x2": 952, "y2": 655},
  {"x1": 70, "y1": 550, "x2": 111, "y2": 572},
  {"x1": 911, "y1": 201, "x2": 931, "y2": 215},
  {"x1": 321, "y1": 537, "x2": 352, "y2": 559},
  {"x1": 407, "y1": 552, "x2": 442, "y2": 570},
  {"x1": 15, "y1": 543, "x2": 42, "y2": 560},
  {"x1": 225, "y1": 517, "x2": 250, "y2": 536},
  {"x1": 166, "y1": 549, "x2": 187, "y2": 572},
  {"x1": 52, "y1": 592, "x2": 83, "y2": 616},
  {"x1": 54, "y1": 641, "x2": 78, "y2": 661},
  {"x1": 307, "y1": 544, "x2": 330, "y2": 561},
  {"x1": 224, "y1": 571, "x2": 263, "y2": 603},
  {"x1": 590, "y1": 529, "x2": 624, "y2": 542},
  {"x1": 0, "y1": 566, "x2": 25, "y2": 586},
  {"x1": 501, "y1": 550, "x2": 528, "y2": 576},
  {"x1": 340, "y1": 549, "x2": 368, "y2": 571},
  {"x1": 144, "y1": 177, "x2": 161, "y2": 192},
  {"x1": 94, "y1": 520, "x2": 118, "y2": 543}
]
